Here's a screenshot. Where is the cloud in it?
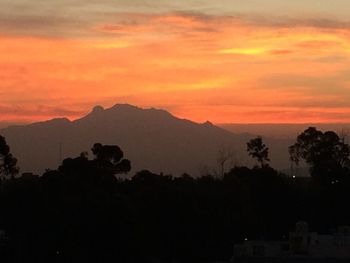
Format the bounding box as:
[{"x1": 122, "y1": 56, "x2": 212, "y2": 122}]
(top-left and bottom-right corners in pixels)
[
  {"x1": 94, "y1": 12, "x2": 350, "y2": 59},
  {"x1": 261, "y1": 71, "x2": 350, "y2": 93},
  {"x1": 2, "y1": 2, "x2": 350, "y2": 40},
  {"x1": 1, "y1": 7, "x2": 350, "y2": 124},
  {"x1": 245, "y1": 15, "x2": 350, "y2": 30},
  {"x1": 98, "y1": 12, "x2": 350, "y2": 36},
  {"x1": 169, "y1": 104, "x2": 350, "y2": 124},
  {"x1": 96, "y1": 11, "x2": 218, "y2": 38},
  {"x1": 294, "y1": 18, "x2": 350, "y2": 30},
  {"x1": 0, "y1": 104, "x2": 84, "y2": 121},
  {"x1": 0, "y1": 13, "x2": 84, "y2": 38},
  {"x1": 256, "y1": 71, "x2": 350, "y2": 110},
  {"x1": 218, "y1": 47, "x2": 267, "y2": 55}
]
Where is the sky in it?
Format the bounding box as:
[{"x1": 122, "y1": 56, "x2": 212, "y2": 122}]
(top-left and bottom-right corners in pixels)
[{"x1": 1, "y1": 0, "x2": 350, "y2": 125}]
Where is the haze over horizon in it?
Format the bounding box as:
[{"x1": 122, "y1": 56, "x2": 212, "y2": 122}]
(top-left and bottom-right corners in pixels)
[
  {"x1": 1, "y1": 1, "x2": 350, "y2": 124},
  {"x1": 1, "y1": 103, "x2": 350, "y2": 139}
]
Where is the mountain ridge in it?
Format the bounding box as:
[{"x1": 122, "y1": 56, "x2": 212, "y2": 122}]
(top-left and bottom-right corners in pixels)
[{"x1": 1, "y1": 104, "x2": 254, "y2": 176}]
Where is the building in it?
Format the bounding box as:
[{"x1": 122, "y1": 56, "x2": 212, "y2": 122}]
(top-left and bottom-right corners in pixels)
[{"x1": 232, "y1": 222, "x2": 350, "y2": 262}]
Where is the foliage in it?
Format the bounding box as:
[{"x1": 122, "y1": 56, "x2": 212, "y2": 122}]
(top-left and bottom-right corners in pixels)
[
  {"x1": 247, "y1": 136, "x2": 270, "y2": 167},
  {"x1": 0, "y1": 132, "x2": 350, "y2": 261},
  {"x1": 289, "y1": 127, "x2": 350, "y2": 183},
  {"x1": 0, "y1": 135, "x2": 18, "y2": 179},
  {"x1": 59, "y1": 143, "x2": 131, "y2": 177},
  {"x1": 3, "y1": 162, "x2": 350, "y2": 262}
]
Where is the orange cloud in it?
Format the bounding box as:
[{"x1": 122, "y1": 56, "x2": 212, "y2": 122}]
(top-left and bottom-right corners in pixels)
[{"x1": 1, "y1": 13, "x2": 350, "y2": 124}]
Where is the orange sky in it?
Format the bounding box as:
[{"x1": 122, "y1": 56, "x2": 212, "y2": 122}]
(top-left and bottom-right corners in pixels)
[{"x1": 1, "y1": 3, "x2": 350, "y2": 124}]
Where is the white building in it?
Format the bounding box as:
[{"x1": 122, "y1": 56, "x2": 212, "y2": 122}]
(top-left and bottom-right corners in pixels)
[{"x1": 233, "y1": 222, "x2": 350, "y2": 261}]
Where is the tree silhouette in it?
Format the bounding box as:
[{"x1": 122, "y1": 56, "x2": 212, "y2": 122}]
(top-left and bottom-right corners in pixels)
[
  {"x1": 91, "y1": 143, "x2": 131, "y2": 174},
  {"x1": 0, "y1": 135, "x2": 18, "y2": 179},
  {"x1": 289, "y1": 127, "x2": 350, "y2": 183},
  {"x1": 59, "y1": 143, "x2": 131, "y2": 178},
  {"x1": 247, "y1": 136, "x2": 270, "y2": 167},
  {"x1": 217, "y1": 146, "x2": 235, "y2": 177},
  {"x1": 4, "y1": 141, "x2": 350, "y2": 262}
]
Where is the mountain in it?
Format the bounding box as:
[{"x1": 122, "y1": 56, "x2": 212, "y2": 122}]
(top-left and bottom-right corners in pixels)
[{"x1": 0, "y1": 104, "x2": 295, "y2": 176}]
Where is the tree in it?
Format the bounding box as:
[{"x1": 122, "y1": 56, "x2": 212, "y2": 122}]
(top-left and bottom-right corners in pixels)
[
  {"x1": 247, "y1": 136, "x2": 270, "y2": 168},
  {"x1": 217, "y1": 146, "x2": 235, "y2": 177},
  {"x1": 289, "y1": 127, "x2": 350, "y2": 183},
  {"x1": 0, "y1": 135, "x2": 18, "y2": 179},
  {"x1": 91, "y1": 143, "x2": 131, "y2": 174},
  {"x1": 58, "y1": 143, "x2": 131, "y2": 179}
]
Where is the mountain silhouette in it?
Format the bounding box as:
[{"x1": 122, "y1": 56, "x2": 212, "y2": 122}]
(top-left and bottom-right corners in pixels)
[{"x1": 0, "y1": 104, "x2": 292, "y2": 175}]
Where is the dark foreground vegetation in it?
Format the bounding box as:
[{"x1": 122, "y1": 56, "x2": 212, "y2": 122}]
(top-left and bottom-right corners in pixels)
[{"x1": 0, "y1": 127, "x2": 350, "y2": 262}]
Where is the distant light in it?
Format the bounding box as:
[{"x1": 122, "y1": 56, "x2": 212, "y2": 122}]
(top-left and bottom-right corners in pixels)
[
  {"x1": 292, "y1": 175, "x2": 296, "y2": 179},
  {"x1": 56, "y1": 251, "x2": 60, "y2": 255},
  {"x1": 244, "y1": 238, "x2": 248, "y2": 241}
]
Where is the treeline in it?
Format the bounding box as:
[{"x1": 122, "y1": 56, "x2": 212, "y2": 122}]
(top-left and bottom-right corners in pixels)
[{"x1": 0, "y1": 127, "x2": 349, "y2": 262}]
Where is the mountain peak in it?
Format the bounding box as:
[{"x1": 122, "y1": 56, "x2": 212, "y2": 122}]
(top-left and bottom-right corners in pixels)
[
  {"x1": 81, "y1": 103, "x2": 175, "y2": 123},
  {"x1": 92, "y1": 105, "x2": 105, "y2": 113},
  {"x1": 203, "y1": 121, "x2": 213, "y2": 126},
  {"x1": 111, "y1": 103, "x2": 140, "y2": 110},
  {"x1": 109, "y1": 104, "x2": 173, "y2": 118}
]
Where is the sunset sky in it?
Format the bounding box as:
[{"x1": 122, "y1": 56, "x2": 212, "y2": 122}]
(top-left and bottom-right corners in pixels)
[{"x1": 1, "y1": 0, "x2": 350, "y2": 124}]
